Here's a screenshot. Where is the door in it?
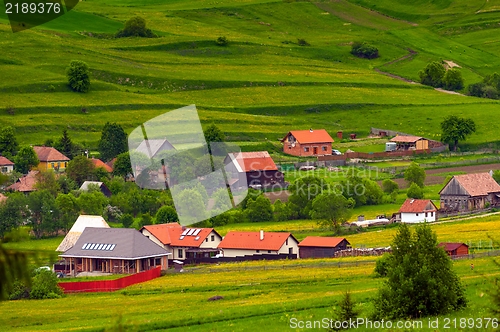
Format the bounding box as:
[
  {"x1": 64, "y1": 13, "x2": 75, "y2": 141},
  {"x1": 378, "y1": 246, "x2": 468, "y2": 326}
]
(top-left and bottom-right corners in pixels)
[{"x1": 313, "y1": 147, "x2": 318, "y2": 155}]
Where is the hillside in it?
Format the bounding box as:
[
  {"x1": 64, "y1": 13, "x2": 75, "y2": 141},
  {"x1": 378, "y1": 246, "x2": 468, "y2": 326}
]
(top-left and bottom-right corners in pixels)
[{"x1": 0, "y1": 0, "x2": 499, "y2": 149}]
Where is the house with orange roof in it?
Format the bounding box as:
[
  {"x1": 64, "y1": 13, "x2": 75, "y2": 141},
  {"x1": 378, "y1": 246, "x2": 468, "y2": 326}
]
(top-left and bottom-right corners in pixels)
[
  {"x1": 224, "y1": 151, "x2": 284, "y2": 189},
  {"x1": 281, "y1": 129, "x2": 334, "y2": 157},
  {"x1": 90, "y1": 157, "x2": 113, "y2": 173},
  {"x1": 33, "y1": 146, "x2": 70, "y2": 171},
  {"x1": 298, "y1": 236, "x2": 350, "y2": 259},
  {"x1": 6, "y1": 170, "x2": 38, "y2": 193},
  {"x1": 141, "y1": 223, "x2": 222, "y2": 261},
  {"x1": 0, "y1": 156, "x2": 14, "y2": 173},
  {"x1": 439, "y1": 172, "x2": 500, "y2": 212},
  {"x1": 397, "y1": 199, "x2": 438, "y2": 223},
  {"x1": 390, "y1": 135, "x2": 428, "y2": 151},
  {"x1": 218, "y1": 230, "x2": 299, "y2": 258}
]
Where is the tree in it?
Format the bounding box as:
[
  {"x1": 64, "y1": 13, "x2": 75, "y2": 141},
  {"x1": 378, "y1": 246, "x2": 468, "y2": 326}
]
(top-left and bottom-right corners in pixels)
[
  {"x1": 120, "y1": 213, "x2": 134, "y2": 228},
  {"x1": 0, "y1": 126, "x2": 18, "y2": 159},
  {"x1": 382, "y1": 179, "x2": 399, "y2": 194},
  {"x1": 98, "y1": 123, "x2": 128, "y2": 162},
  {"x1": 77, "y1": 191, "x2": 108, "y2": 215},
  {"x1": 116, "y1": 16, "x2": 156, "y2": 38},
  {"x1": 443, "y1": 69, "x2": 464, "y2": 91},
  {"x1": 155, "y1": 205, "x2": 179, "y2": 224},
  {"x1": 350, "y1": 41, "x2": 379, "y2": 59},
  {"x1": 55, "y1": 129, "x2": 75, "y2": 159},
  {"x1": 419, "y1": 61, "x2": 445, "y2": 88},
  {"x1": 404, "y1": 162, "x2": 426, "y2": 188},
  {"x1": 174, "y1": 188, "x2": 208, "y2": 224},
  {"x1": 215, "y1": 36, "x2": 228, "y2": 46},
  {"x1": 373, "y1": 223, "x2": 466, "y2": 319},
  {"x1": 113, "y1": 152, "x2": 132, "y2": 179},
  {"x1": 66, "y1": 60, "x2": 90, "y2": 93},
  {"x1": 245, "y1": 195, "x2": 273, "y2": 222},
  {"x1": 203, "y1": 124, "x2": 225, "y2": 154},
  {"x1": 30, "y1": 269, "x2": 63, "y2": 299},
  {"x1": 440, "y1": 115, "x2": 476, "y2": 151},
  {"x1": 35, "y1": 170, "x2": 60, "y2": 197},
  {"x1": 0, "y1": 244, "x2": 32, "y2": 301},
  {"x1": 467, "y1": 82, "x2": 487, "y2": 97},
  {"x1": 14, "y1": 146, "x2": 39, "y2": 174},
  {"x1": 310, "y1": 193, "x2": 354, "y2": 234},
  {"x1": 273, "y1": 199, "x2": 291, "y2": 221},
  {"x1": 55, "y1": 194, "x2": 79, "y2": 234},
  {"x1": 66, "y1": 155, "x2": 96, "y2": 186},
  {"x1": 288, "y1": 175, "x2": 326, "y2": 218},
  {"x1": 0, "y1": 193, "x2": 28, "y2": 239},
  {"x1": 28, "y1": 190, "x2": 60, "y2": 239},
  {"x1": 329, "y1": 291, "x2": 359, "y2": 331},
  {"x1": 406, "y1": 182, "x2": 424, "y2": 199}
]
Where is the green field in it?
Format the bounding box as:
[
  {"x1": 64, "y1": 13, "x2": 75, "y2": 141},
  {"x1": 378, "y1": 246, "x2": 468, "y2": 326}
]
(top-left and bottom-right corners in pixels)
[{"x1": 0, "y1": 0, "x2": 500, "y2": 150}]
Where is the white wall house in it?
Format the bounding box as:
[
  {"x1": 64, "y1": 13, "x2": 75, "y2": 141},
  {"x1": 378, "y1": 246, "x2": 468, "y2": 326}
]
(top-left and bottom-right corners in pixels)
[
  {"x1": 218, "y1": 230, "x2": 299, "y2": 258},
  {"x1": 0, "y1": 156, "x2": 14, "y2": 174},
  {"x1": 398, "y1": 199, "x2": 438, "y2": 223}
]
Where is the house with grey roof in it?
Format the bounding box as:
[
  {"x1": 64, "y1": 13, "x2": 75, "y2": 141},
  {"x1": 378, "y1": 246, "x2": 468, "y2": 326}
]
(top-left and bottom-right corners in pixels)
[
  {"x1": 80, "y1": 181, "x2": 112, "y2": 197},
  {"x1": 136, "y1": 139, "x2": 175, "y2": 159},
  {"x1": 60, "y1": 227, "x2": 170, "y2": 275}
]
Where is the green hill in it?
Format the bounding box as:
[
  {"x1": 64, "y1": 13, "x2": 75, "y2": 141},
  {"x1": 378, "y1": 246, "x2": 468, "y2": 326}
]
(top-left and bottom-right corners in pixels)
[{"x1": 0, "y1": 0, "x2": 499, "y2": 149}]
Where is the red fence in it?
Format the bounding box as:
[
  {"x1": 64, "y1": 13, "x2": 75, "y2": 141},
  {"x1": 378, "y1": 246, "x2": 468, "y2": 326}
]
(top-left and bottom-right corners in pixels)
[{"x1": 58, "y1": 267, "x2": 161, "y2": 293}]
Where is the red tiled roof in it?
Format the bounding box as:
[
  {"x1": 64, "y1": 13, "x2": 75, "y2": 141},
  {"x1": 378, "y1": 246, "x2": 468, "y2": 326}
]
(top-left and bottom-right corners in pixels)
[
  {"x1": 33, "y1": 146, "x2": 69, "y2": 162},
  {"x1": 6, "y1": 170, "x2": 38, "y2": 192},
  {"x1": 282, "y1": 129, "x2": 334, "y2": 144},
  {"x1": 218, "y1": 231, "x2": 295, "y2": 251},
  {"x1": 105, "y1": 158, "x2": 117, "y2": 170},
  {"x1": 451, "y1": 173, "x2": 500, "y2": 197},
  {"x1": 399, "y1": 199, "x2": 437, "y2": 213},
  {"x1": 438, "y1": 242, "x2": 468, "y2": 252},
  {"x1": 228, "y1": 151, "x2": 278, "y2": 172},
  {"x1": 298, "y1": 236, "x2": 347, "y2": 248},
  {"x1": 91, "y1": 158, "x2": 113, "y2": 172},
  {"x1": 0, "y1": 156, "x2": 14, "y2": 166},
  {"x1": 142, "y1": 223, "x2": 219, "y2": 248},
  {"x1": 390, "y1": 135, "x2": 423, "y2": 143}
]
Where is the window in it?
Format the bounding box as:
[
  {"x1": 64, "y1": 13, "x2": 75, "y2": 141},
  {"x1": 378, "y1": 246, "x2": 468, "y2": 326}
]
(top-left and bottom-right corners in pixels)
[
  {"x1": 256, "y1": 250, "x2": 260, "y2": 253},
  {"x1": 51, "y1": 162, "x2": 55, "y2": 168},
  {"x1": 64, "y1": 162, "x2": 67, "y2": 168},
  {"x1": 178, "y1": 249, "x2": 183, "y2": 258},
  {"x1": 431, "y1": 212, "x2": 433, "y2": 217},
  {"x1": 304, "y1": 147, "x2": 309, "y2": 152},
  {"x1": 205, "y1": 238, "x2": 208, "y2": 242},
  {"x1": 286, "y1": 239, "x2": 288, "y2": 245},
  {"x1": 57, "y1": 162, "x2": 61, "y2": 168},
  {"x1": 416, "y1": 213, "x2": 419, "y2": 216},
  {"x1": 1, "y1": 167, "x2": 6, "y2": 173},
  {"x1": 322, "y1": 146, "x2": 327, "y2": 151},
  {"x1": 268, "y1": 250, "x2": 271, "y2": 253},
  {"x1": 211, "y1": 235, "x2": 215, "y2": 241},
  {"x1": 425, "y1": 212, "x2": 428, "y2": 217}
]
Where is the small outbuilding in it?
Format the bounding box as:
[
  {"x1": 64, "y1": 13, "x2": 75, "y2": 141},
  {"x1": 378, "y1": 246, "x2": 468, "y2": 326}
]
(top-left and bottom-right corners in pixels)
[
  {"x1": 438, "y1": 242, "x2": 469, "y2": 257},
  {"x1": 298, "y1": 236, "x2": 350, "y2": 259},
  {"x1": 390, "y1": 135, "x2": 428, "y2": 151}
]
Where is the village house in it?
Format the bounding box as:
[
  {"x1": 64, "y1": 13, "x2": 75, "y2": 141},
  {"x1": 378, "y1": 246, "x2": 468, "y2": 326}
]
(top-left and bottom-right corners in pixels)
[
  {"x1": 80, "y1": 181, "x2": 113, "y2": 197},
  {"x1": 396, "y1": 199, "x2": 438, "y2": 223},
  {"x1": 6, "y1": 170, "x2": 38, "y2": 193},
  {"x1": 224, "y1": 151, "x2": 285, "y2": 189},
  {"x1": 0, "y1": 156, "x2": 14, "y2": 173},
  {"x1": 56, "y1": 215, "x2": 110, "y2": 252},
  {"x1": 218, "y1": 230, "x2": 299, "y2": 258},
  {"x1": 141, "y1": 223, "x2": 222, "y2": 261},
  {"x1": 33, "y1": 146, "x2": 70, "y2": 171},
  {"x1": 60, "y1": 227, "x2": 170, "y2": 275},
  {"x1": 281, "y1": 129, "x2": 334, "y2": 157},
  {"x1": 389, "y1": 135, "x2": 428, "y2": 151},
  {"x1": 298, "y1": 236, "x2": 350, "y2": 259},
  {"x1": 90, "y1": 157, "x2": 113, "y2": 173},
  {"x1": 439, "y1": 173, "x2": 500, "y2": 212},
  {"x1": 136, "y1": 138, "x2": 175, "y2": 159},
  {"x1": 438, "y1": 242, "x2": 469, "y2": 257}
]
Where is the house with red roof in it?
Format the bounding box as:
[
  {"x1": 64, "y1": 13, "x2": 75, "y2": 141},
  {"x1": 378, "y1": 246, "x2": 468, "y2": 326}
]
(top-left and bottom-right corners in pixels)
[
  {"x1": 438, "y1": 242, "x2": 469, "y2": 257},
  {"x1": 0, "y1": 156, "x2": 14, "y2": 173},
  {"x1": 218, "y1": 230, "x2": 299, "y2": 258},
  {"x1": 90, "y1": 157, "x2": 113, "y2": 173},
  {"x1": 298, "y1": 236, "x2": 350, "y2": 259},
  {"x1": 6, "y1": 170, "x2": 38, "y2": 193},
  {"x1": 33, "y1": 146, "x2": 70, "y2": 171},
  {"x1": 141, "y1": 223, "x2": 222, "y2": 261},
  {"x1": 224, "y1": 151, "x2": 284, "y2": 189},
  {"x1": 281, "y1": 129, "x2": 334, "y2": 157},
  {"x1": 439, "y1": 173, "x2": 500, "y2": 212},
  {"x1": 390, "y1": 135, "x2": 428, "y2": 151},
  {"x1": 397, "y1": 199, "x2": 438, "y2": 223}
]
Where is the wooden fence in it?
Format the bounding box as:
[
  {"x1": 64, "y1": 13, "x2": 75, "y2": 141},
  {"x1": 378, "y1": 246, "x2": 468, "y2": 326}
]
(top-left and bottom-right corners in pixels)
[{"x1": 58, "y1": 267, "x2": 161, "y2": 293}]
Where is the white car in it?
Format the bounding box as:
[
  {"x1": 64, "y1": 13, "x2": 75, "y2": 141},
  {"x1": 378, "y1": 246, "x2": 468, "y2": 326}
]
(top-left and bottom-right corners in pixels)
[{"x1": 332, "y1": 149, "x2": 342, "y2": 155}]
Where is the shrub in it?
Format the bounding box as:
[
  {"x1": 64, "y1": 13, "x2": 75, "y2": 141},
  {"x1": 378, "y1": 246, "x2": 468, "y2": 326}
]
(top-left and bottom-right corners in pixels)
[
  {"x1": 155, "y1": 205, "x2": 179, "y2": 224},
  {"x1": 30, "y1": 269, "x2": 63, "y2": 300},
  {"x1": 419, "y1": 61, "x2": 445, "y2": 88},
  {"x1": 215, "y1": 36, "x2": 228, "y2": 46},
  {"x1": 350, "y1": 41, "x2": 379, "y2": 59},
  {"x1": 382, "y1": 179, "x2": 399, "y2": 194},
  {"x1": 120, "y1": 213, "x2": 134, "y2": 228},
  {"x1": 374, "y1": 254, "x2": 390, "y2": 277},
  {"x1": 116, "y1": 16, "x2": 157, "y2": 38},
  {"x1": 297, "y1": 38, "x2": 310, "y2": 46},
  {"x1": 407, "y1": 182, "x2": 424, "y2": 199},
  {"x1": 443, "y1": 69, "x2": 464, "y2": 91},
  {"x1": 66, "y1": 60, "x2": 90, "y2": 93}
]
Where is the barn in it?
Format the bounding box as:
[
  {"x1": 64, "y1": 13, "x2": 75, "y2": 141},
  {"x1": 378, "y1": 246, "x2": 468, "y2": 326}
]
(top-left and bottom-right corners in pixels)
[
  {"x1": 298, "y1": 236, "x2": 350, "y2": 259},
  {"x1": 390, "y1": 135, "x2": 428, "y2": 151},
  {"x1": 438, "y1": 242, "x2": 469, "y2": 257}
]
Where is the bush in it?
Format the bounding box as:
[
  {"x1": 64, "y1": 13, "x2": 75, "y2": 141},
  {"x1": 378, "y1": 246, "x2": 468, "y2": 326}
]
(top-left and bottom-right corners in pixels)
[
  {"x1": 297, "y1": 38, "x2": 310, "y2": 46},
  {"x1": 351, "y1": 41, "x2": 379, "y2": 59},
  {"x1": 215, "y1": 36, "x2": 228, "y2": 46},
  {"x1": 66, "y1": 60, "x2": 90, "y2": 93},
  {"x1": 419, "y1": 61, "x2": 445, "y2": 88},
  {"x1": 407, "y1": 182, "x2": 424, "y2": 199},
  {"x1": 443, "y1": 69, "x2": 464, "y2": 91},
  {"x1": 116, "y1": 16, "x2": 157, "y2": 38},
  {"x1": 120, "y1": 213, "x2": 134, "y2": 228},
  {"x1": 155, "y1": 205, "x2": 179, "y2": 224},
  {"x1": 30, "y1": 270, "x2": 63, "y2": 300},
  {"x1": 374, "y1": 254, "x2": 390, "y2": 277},
  {"x1": 382, "y1": 179, "x2": 399, "y2": 194}
]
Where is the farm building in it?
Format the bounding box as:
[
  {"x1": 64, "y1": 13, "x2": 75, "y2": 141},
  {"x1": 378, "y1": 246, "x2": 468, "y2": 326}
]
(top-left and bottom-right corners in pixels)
[
  {"x1": 438, "y1": 242, "x2": 469, "y2": 257},
  {"x1": 33, "y1": 146, "x2": 70, "y2": 171},
  {"x1": 281, "y1": 129, "x2": 334, "y2": 157},
  {"x1": 141, "y1": 223, "x2": 222, "y2": 261},
  {"x1": 56, "y1": 215, "x2": 110, "y2": 252},
  {"x1": 0, "y1": 156, "x2": 14, "y2": 173},
  {"x1": 60, "y1": 227, "x2": 170, "y2": 275},
  {"x1": 224, "y1": 151, "x2": 284, "y2": 189},
  {"x1": 6, "y1": 170, "x2": 38, "y2": 193},
  {"x1": 439, "y1": 173, "x2": 500, "y2": 212},
  {"x1": 218, "y1": 230, "x2": 299, "y2": 258},
  {"x1": 80, "y1": 181, "x2": 112, "y2": 197},
  {"x1": 390, "y1": 135, "x2": 428, "y2": 151},
  {"x1": 136, "y1": 138, "x2": 175, "y2": 159},
  {"x1": 90, "y1": 157, "x2": 113, "y2": 173},
  {"x1": 396, "y1": 199, "x2": 438, "y2": 223},
  {"x1": 298, "y1": 236, "x2": 350, "y2": 259}
]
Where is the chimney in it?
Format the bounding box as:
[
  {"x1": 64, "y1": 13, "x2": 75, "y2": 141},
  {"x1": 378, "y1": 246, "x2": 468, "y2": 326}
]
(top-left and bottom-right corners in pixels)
[{"x1": 260, "y1": 230, "x2": 264, "y2": 241}]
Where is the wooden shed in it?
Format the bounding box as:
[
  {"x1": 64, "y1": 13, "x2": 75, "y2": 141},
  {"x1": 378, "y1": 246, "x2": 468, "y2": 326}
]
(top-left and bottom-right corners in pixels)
[
  {"x1": 438, "y1": 242, "x2": 469, "y2": 257},
  {"x1": 298, "y1": 236, "x2": 350, "y2": 259}
]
